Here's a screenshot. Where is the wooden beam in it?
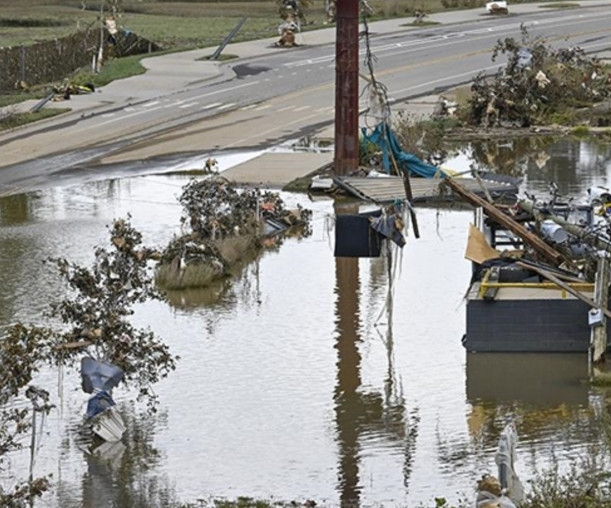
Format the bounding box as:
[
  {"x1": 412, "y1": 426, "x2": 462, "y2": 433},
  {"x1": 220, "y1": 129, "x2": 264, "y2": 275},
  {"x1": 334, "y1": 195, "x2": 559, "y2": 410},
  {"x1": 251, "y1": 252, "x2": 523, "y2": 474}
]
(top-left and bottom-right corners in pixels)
[{"x1": 443, "y1": 177, "x2": 568, "y2": 267}]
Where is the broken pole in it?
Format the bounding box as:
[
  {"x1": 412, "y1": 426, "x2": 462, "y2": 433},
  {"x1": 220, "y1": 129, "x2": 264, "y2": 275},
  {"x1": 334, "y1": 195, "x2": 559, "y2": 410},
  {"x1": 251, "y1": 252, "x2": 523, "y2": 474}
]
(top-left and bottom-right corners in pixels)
[
  {"x1": 519, "y1": 200, "x2": 611, "y2": 252},
  {"x1": 444, "y1": 177, "x2": 568, "y2": 267},
  {"x1": 334, "y1": 0, "x2": 359, "y2": 176},
  {"x1": 385, "y1": 127, "x2": 420, "y2": 238},
  {"x1": 211, "y1": 17, "x2": 248, "y2": 60}
]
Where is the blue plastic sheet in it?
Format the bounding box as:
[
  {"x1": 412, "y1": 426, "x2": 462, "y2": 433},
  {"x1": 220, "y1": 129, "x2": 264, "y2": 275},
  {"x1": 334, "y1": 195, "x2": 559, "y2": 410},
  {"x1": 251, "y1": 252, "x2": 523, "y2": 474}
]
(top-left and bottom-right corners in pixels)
[
  {"x1": 86, "y1": 390, "x2": 115, "y2": 419},
  {"x1": 81, "y1": 357, "x2": 124, "y2": 394},
  {"x1": 361, "y1": 122, "x2": 447, "y2": 179}
]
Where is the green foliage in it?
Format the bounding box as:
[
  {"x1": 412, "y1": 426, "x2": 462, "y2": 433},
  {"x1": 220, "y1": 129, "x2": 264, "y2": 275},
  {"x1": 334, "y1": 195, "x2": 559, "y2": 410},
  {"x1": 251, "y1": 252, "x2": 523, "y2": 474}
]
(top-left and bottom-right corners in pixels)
[
  {"x1": 440, "y1": 0, "x2": 485, "y2": 8},
  {"x1": 392, "y1": 111, "x2": 462, "y2": 164},
  {"x1": 572, "y1": 125, "x2": 590, "y2": 137},
  {"x1": 45, "y1": 217, "x2": 176, "y2": 405},
  {"x1": 0, "y1": 327, "x2": 53, "y2": 505},
  {"x1": 1, "y1": 216, "x2": 177, "y2": 408},
  {"x1": 359, "y1": 136, "x2": 381, "y2": 166},
  {"x1": 71, "y1": 53, "x2": 146, "y2": 88},
  {"x1": 0, "y1": 108, "x2": 68, "y2": 131},
  {"x1": 0, "y1": 324, "x2": 52, "y2": 400},
  {"x1": 522, "y1": 454, "x2": 611, "y2": 507},
  {"x1": 0, "y1": 478, "x2": 51, "y2": 508}
]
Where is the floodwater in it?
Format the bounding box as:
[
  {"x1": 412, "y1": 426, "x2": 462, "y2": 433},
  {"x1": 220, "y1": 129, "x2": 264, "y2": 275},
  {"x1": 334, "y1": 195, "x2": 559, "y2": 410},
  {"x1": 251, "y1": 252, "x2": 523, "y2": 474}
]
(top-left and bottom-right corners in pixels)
[{"x1": 1, "y1": 136, "x2": 611, "y2": 507}]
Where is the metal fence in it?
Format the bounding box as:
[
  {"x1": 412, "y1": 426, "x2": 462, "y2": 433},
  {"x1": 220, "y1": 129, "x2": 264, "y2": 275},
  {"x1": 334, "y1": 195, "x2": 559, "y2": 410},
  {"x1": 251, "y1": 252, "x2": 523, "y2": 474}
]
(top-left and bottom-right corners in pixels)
[{"x1": 0, "y1": 29, "x2": 160, "y2": 93}]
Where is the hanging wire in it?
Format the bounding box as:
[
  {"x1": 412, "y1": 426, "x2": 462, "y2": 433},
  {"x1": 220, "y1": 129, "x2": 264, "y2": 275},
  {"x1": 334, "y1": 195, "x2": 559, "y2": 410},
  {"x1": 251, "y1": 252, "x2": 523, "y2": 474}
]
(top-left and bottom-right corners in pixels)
[{"x1": 360, "y1": 16, "x2": 392, "y2": 130}]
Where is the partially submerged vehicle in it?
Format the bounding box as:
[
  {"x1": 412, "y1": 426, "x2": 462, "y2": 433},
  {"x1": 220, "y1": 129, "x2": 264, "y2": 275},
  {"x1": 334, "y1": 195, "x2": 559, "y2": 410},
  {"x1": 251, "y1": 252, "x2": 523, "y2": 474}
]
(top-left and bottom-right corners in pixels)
[{"x1": 447, "y1": 179, "x2": 611, "y2": 353}]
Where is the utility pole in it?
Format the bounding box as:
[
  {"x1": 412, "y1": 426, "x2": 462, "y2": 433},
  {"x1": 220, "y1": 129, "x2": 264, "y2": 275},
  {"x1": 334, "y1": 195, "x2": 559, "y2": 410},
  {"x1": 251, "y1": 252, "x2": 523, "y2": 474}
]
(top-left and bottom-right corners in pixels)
[{"x1": 334, "y1": 0, "x2": 359, "y2": 176}]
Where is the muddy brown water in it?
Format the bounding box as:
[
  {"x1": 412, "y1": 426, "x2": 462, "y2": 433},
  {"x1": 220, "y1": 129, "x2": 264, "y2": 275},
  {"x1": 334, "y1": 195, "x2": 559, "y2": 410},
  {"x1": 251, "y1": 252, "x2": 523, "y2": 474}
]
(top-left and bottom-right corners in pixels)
[{"x1": 1, "y1": 137, "x2": 611, "y2": 507}]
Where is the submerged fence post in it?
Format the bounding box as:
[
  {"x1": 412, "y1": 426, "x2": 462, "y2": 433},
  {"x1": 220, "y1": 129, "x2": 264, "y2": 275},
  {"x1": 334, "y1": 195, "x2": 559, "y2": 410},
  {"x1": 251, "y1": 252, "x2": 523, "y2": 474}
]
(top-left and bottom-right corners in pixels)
[{"x1": 590, "y1": 253, "x2": 610, "y2": 367}]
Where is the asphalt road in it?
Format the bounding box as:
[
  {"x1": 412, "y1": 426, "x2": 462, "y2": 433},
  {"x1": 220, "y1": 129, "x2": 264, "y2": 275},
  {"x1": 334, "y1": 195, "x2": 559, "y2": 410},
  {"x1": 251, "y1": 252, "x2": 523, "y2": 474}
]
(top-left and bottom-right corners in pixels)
[{"x1": 1, "y1": 3, "x2": 610, "y2": 194}]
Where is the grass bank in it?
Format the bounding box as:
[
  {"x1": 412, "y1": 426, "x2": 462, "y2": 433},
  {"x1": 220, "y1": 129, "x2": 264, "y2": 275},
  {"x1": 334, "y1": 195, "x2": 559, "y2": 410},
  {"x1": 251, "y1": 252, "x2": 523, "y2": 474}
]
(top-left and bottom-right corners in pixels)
[
  {"x1": 0, "y1": 53, "x2": 146, "y2": 131},
  {"x1": 0, "y1": 0, "x2": 542, "y2": 50},
  {"x1": 0, "y1": 106, "x2": 68, "y2": 130}
]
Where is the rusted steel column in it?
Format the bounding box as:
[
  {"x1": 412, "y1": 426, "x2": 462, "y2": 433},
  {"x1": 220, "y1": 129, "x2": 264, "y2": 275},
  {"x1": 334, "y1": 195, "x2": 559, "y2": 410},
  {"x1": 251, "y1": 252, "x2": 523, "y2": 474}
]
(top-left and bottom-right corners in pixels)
[{"x1": 334, "y1": 0, "x2": 359, "y2": 176}]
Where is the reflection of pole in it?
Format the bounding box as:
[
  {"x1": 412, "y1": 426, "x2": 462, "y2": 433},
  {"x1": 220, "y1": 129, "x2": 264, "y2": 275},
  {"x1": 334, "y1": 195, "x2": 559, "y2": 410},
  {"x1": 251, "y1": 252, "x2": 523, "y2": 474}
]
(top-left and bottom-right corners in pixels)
[
  {"x1": 334, "y1": 0, "x2": 359, "y2": 175},
  {"x1": 333, "y1": 202, "x2": 361, "y2": 506}
]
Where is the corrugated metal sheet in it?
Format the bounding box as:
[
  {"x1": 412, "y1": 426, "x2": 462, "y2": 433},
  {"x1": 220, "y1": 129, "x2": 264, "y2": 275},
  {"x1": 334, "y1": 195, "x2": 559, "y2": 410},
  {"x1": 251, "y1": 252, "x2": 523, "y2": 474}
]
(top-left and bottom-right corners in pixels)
[{"x1": 334, "y1": 176, "x2": 518, "y2": 204}]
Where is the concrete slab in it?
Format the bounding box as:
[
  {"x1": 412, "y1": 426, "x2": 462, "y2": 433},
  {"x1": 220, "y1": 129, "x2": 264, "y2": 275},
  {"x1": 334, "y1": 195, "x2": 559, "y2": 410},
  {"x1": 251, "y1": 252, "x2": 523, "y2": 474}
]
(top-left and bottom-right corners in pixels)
[{"x1": 221, "y1": 151, "x2": 333, "y2": 187}]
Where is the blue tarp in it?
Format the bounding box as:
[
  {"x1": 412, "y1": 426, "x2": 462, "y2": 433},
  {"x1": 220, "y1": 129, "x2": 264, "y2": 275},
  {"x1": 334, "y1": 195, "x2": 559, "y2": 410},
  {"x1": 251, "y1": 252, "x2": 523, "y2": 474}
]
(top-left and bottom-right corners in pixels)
[
  {"x1": 81, "y1": 357, "x2": 124, "y2": 394},
  {"x1": 86, "y1": 391, "x2": 115, "y2": 419},
  {"x1": 361, "y1": 123, "x2": 447, "y2": 179}
]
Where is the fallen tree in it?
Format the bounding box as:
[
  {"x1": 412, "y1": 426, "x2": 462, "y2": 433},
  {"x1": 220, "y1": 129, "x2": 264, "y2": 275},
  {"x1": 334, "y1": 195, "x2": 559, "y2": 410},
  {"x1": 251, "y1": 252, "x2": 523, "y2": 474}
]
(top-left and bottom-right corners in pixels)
[{"x1": 465, "y1": 25, "x2": 611, "y2": 128}]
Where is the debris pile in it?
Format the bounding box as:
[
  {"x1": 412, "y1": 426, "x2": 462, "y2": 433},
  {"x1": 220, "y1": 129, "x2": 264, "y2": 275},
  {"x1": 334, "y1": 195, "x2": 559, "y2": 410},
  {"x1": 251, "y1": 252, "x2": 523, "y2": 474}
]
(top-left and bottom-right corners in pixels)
[
  {"x1": 275, "y1": 0, "x2": 306, "y2": 47},
  {"x1": 52, "y1": 81, "x2": 95, "y2": 101},
  {"x1": 467, "y1": 26, "x2": 611, "y2": 127},
  {"x1": 156, "y1": 177, "x2": 312, "y2": 289}
]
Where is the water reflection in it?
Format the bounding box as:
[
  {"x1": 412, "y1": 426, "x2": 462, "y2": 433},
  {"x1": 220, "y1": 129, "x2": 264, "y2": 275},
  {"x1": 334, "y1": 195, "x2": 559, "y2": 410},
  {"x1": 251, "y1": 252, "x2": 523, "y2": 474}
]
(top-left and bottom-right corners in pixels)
[
  {"x1": 334, "y1": 252, "x2": 362, "y2": 506},
  {"x1": 3, "y1": 140, "x2": 611, "y2": 506},
  {"x1": 466, "y1": 353, "x2": 589, "y2": 406},
  {"x1": 453, "y1": 136, "x2": 611, "y2": 198},
  {"x1": 76, "y1": 405, "x2": 178, "y2": 508},
  {"x1": 0, "y1": 193, "x2": 36, "y2": 224},
  {"x1": 332, "y1": 203, "x2": 419, "y2": 506}
]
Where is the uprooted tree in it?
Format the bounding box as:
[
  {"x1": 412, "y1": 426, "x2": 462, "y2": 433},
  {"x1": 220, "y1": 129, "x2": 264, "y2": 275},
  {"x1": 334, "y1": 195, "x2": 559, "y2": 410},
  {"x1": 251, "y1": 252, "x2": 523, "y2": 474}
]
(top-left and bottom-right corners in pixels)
[
  {"x1": 466, "y1": 25, "x2": 611, "y2": 127},
  {"x1": 0, "y1": 216, "x2": 177, "y2": 503}
]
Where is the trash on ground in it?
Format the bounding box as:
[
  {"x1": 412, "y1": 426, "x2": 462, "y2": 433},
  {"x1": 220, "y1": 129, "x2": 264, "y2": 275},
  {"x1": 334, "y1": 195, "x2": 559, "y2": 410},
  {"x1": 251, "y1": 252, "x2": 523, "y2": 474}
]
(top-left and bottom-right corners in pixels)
[
  {"x1": 81, "y1": 357, "x2": 126, "y2": 442},
  {"x1": 475, "y1": 422, "x2": 523, "y2": 507}
]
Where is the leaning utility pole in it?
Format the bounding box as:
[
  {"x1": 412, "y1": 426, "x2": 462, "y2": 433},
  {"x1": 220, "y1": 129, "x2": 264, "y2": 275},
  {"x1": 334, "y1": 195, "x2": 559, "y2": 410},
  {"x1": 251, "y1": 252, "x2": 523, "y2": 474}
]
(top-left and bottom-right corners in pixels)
[{"x1": 334, "y1": 0, "x2": 359, "y2": 176}]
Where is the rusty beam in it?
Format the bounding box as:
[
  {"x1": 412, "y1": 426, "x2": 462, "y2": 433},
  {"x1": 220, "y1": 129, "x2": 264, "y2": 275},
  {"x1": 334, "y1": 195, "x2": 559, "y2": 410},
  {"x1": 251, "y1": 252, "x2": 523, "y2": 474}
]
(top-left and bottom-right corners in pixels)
[
  {"x1": 444, "y1": 177, "x2": 568, "y2": 267},
  {"x1": 334, "y1": 0, "x2": 360, "y2": 176}
]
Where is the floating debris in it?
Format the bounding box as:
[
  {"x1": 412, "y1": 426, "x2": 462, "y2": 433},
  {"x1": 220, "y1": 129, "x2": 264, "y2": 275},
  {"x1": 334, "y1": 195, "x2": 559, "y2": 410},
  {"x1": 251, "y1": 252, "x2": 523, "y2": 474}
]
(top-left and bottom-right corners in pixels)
[
  {"x1": 446, "y1": 177, "x2": 611, "y2": 353},
  {"x1": 81, "y1": 353, "x2": 126, "y2": 442},
  {"x1": 156, "y1": 177, "x2": 312, "y2": 289}
]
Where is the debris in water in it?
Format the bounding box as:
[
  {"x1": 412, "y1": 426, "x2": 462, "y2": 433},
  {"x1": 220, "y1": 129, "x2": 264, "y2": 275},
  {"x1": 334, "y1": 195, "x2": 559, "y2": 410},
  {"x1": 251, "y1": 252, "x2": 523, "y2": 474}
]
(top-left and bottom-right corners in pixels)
[{"x1": 156, "y1": 176, "x2": 312, "y2": 289}]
